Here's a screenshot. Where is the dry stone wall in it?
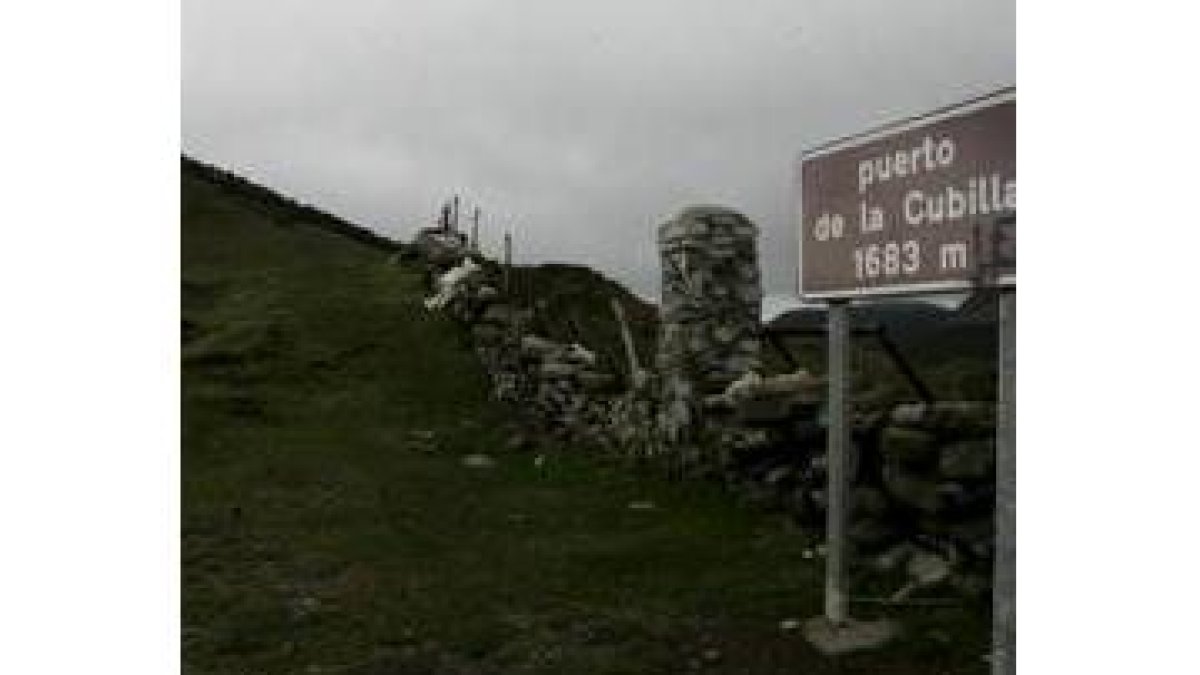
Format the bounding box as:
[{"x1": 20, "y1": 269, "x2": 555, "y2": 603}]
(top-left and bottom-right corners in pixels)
[
  {"x1": 411, "y1": 251, "x2": 638, "y2": 450},
  {"x1": 725, "y1": 399, "x2": 999, "y2": 597},
  {"x1": 408, "y1": 205, "x2": 998, "y2": 598}
]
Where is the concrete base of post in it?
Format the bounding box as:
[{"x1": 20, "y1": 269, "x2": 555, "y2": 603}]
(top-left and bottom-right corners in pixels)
[{"x1": 801, "y1": 616, "x2": 901, "y2": 656}]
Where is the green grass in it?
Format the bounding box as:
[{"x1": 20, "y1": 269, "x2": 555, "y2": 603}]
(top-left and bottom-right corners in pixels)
[{"x1": 182, "y1": 160, "x2": 990, "y2": 674}]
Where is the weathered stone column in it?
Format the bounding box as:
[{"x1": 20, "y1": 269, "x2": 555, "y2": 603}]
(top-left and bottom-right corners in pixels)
[{"x1": 655, "y1": 206, "x2": 762, "y2": 446}]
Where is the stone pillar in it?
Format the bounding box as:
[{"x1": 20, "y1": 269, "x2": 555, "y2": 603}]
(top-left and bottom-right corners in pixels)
[{"x1": 655, "y1": 206, "x2": 762, "y2": 446}]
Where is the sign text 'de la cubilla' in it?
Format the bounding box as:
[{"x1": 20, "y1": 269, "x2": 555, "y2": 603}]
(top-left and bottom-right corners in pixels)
[{"x1": 799, "y1": 89, "x2": 1014, "y2": 299}]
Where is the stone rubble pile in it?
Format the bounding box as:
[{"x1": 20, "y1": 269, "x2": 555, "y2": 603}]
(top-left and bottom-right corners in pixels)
[{"x1": 509, "y1": 335, "x2": 619, "y2": 445}]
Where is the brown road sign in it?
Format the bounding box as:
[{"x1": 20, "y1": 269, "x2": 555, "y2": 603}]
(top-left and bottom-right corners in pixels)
[{"x1": 798, "y1": 88, "x2": 1015, "y2": 299}]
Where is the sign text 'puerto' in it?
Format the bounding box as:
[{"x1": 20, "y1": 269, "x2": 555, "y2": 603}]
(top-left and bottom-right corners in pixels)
[{"x1": 799, "y1": 89, "x2": 1014, "y2": 298}]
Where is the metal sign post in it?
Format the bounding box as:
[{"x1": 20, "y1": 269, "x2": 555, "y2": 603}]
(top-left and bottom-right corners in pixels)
[
  {"x1": 825, "y1": 299, "x2": 852, "y2": 624},
  {"x1": 992, "y1": 288, "x2": 1016, "y2": 675},
  {"x1": 796, "y1": 88, "x2": 1015, "y2": 656},
  {"x1": 802, "y1": 298, "x2": 902, "y2": 654}
]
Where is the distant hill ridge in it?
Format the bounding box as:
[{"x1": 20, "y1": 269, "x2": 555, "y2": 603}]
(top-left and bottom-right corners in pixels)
[{"x1": 769, "y1": 302, "x2": 995, "y2": 360}]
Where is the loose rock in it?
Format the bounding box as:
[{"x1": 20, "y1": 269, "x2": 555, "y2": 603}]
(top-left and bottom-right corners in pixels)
[{"x1": 460, "y1": 454, "x2": 496, "y2": 469}]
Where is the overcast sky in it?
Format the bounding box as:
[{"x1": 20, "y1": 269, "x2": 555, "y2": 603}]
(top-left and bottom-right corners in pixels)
[{"x1": 183, "y1": 0, "x2": 1013, "y2": 305}]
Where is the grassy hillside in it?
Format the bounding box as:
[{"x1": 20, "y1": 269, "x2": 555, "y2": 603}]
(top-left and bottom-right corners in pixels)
[
  {"x1": 183, "y1": 155, "x2": 400, "y2": 254},
  {"x1": 182, "y1": 158, "x2": 989, "y2": 674},
  {"x1": 507, "y1": 262, "x2": 659, "y2": 379}
]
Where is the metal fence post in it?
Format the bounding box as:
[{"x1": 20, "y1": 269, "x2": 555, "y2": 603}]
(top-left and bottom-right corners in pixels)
[
  {"x1": 471, "y1": 207, "x2": 480, "y2": 253},
  {"x1": 503, "y1": 232, "x2": 512, "y2": 299},
  {"x1": 992, "y1": 287, "x2": 1016, "y2": 675}
]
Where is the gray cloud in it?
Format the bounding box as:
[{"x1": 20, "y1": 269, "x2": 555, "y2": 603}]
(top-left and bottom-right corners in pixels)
[{"x1": 184, "y1": 0, "x2": 1013, "y2": 300}]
